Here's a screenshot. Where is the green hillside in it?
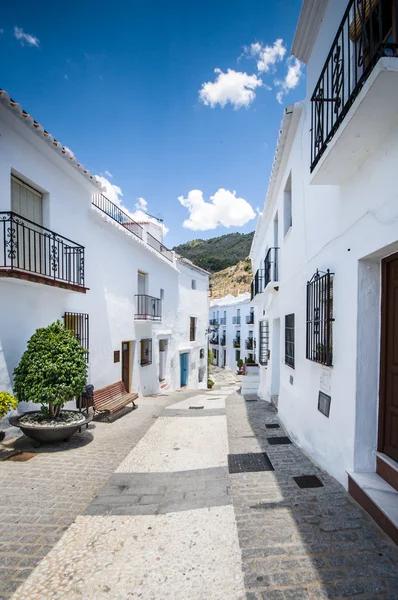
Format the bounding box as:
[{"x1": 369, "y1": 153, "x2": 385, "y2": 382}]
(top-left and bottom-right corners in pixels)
[{"x1": 173, "y1": 231, "x2": 254, "y2": 273}]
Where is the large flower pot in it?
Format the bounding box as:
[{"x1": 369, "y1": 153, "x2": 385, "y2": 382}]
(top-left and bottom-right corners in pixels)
[{"x1": 9, "y1": 410, "x2": 93, "y2": 444}]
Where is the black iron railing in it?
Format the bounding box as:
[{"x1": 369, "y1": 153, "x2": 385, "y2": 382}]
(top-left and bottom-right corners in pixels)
[
  {"x1": 232, "y1": 316, "x2": 241, "y2": 325},
  {"x1": 147, "y1": 231, "x2": 173, "y2": 262},
  {"x1": 246, "y1": 314, "x2": 255, "y2": 324},
  {"x1": 135, "y1": 294, "x2": 162, "y2": 321},
  {"x1": 0, "y1": 212, "x2": 85, "y2": 287},
  {"x1": 233, "y1": 337, "x2": 241, "y2": 348},
  {"x1": 220, "y1": 317, "x2": 227, "y2": 325},
  {"x1": 209, "y1": 318, "x2": 219, "y2": 326},
  {"x1": 264, "y1": 247, "x2": 279, "y2": 287},
  {"x1": 220, "y1": 335, "x2": 226, "y2": 346},
  {"x1": 92, "y1": 194, "x2": 143, "y2": 239},
  {"x1": 245, "y1": 337, "x2": 254, "y2": 350},
  {"x1": 311, "y1": 0, "x2": 398, "y2": 171},
  {"x1": 251, "y1": 269, "x2": 265, "y2": 300},
  {"x1": 259, "y1": 320, "x2": 269, "y2": 366},
  {"x1": 210, "y1": 335, "x2": 219, "y2": 345},
  {"x1": 64, "y1": 312, "x2": 89, "y2": 361},
  {"x1": 306, "y1": 270, "x2": 334, "y2": 366}
]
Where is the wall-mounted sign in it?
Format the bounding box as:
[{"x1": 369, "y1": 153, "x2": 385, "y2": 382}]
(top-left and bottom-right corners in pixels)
[{"x1": 318, "y1": 391, "x2": 331, "y2": 417}]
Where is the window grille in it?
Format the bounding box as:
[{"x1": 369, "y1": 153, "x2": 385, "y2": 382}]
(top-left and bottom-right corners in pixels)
[
  {"x1": 259, "y1": 321, "x2": 269, "y2": 366},
  {"x1": 285, "y1": 314, "x2": 295, "y2": 369},
  {"x1": 64, "y1": 312, "x2": 89, "y2": 361},
  {"x1": 306, "y1": 270, "x2": 334, "y2": 366},
  {"x1": 140, "y1": 338, "x2": 152, "y2": 366},
  {"x1": 190, "y1": 317, "x2": 197, "y2": 341}
]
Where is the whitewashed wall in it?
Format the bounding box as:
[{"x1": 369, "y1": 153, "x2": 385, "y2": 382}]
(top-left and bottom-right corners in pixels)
[
  {"x1": 251, "y1": 2, "x2": 398, "y2": 486},
  {"x1": 0, "y1": 103, "x2": 209, "y2": 412}
]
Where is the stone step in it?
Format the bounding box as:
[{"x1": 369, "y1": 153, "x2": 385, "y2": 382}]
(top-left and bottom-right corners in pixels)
[{"x1": 377, "y1": 452, "x2": 398, "y2": 492}]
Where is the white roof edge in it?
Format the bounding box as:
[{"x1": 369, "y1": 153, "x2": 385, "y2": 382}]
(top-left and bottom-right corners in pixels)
[
  {"x1": 210, "y1": 292, "x2": 251, "y2": 308},
  {"x1": 250, "y1": 102, "x2": 303, "y2": 261},
  {"x1": 291, "y1": 0, "x2": 328, "y2": 64}
]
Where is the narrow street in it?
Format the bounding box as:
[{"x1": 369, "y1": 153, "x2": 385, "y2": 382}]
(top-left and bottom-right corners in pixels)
[{"x1": 1, "y1": 372, "x2": 398, "y2": 599}]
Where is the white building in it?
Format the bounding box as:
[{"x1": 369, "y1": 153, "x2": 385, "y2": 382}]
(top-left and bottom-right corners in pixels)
[
  {"x1": 209, "y1": 293, "x2": 255, "y2": 370},
  {"x1": 250, "y1": 0, "x2": 398, "y2": 542},
  {"x1": 0, "y1": 89, "x2": 209, "y2": 412}
]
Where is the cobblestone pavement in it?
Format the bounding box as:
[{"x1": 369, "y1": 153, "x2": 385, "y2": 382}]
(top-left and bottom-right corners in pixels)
[
  {"x1": 0, "y1": 389, "x2": 202, "y2": 600},
  {"x1": 226, "y1": 391, "x2": 398, "y2": 600}
]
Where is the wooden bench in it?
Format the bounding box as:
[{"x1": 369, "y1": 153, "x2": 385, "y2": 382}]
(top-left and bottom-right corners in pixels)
[{"x1": 93, "y1": 381, "x2": 138, "y2": 421}]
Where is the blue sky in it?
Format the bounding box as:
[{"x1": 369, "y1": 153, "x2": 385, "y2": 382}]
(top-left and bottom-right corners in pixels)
[{"x1": 0, "y1": 0, "x2": 304, "y2": 247}]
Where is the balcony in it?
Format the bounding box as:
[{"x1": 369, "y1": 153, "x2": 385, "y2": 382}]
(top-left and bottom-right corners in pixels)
[
  {"x1": 209, "y1": 319, "x2": 219, "y2": 326},
  {"x1": 233, "y1": 337, "x2": 241, "y2": 348},
  {"x1": 264, "y1": 247, "x2": 279, "y2": 291},
  {"x1": 245, "y1": 337, "x2": 254, "y2": 350},
  {"x1": 220, "y1": 317, "x2": 227, "y2": 325},
  {"x1": 0, "y1": 211, "x2": 86, "y2": 292},
  {"x1": 246, "y1": 314, "x2": 255, "y2": 324},
  {"x1": 310, "y1": 0, "x2": 398, "y2": 184},
  {"x1": 210, "y1": 335, "x2": 219, "y2": 345},
  {"x1": 251, "y1": 269, "x2": 265, "y2": 300},
  {"x1": 135, "y1": 294, "x2": 162, "y2": 321},
  {"x1": 220, "y1": 335, "x2": 226, "y2": 346},
  {"x1": 146, "y1": 231, "x2": 173, "y2": 262},
  {"x1": 232, "y1": 316, "x2": 241, "y2": 325}
]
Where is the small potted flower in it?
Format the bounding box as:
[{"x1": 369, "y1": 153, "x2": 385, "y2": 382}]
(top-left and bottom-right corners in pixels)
[{"x1": 0, "y1": 392, "x2": 17, "y2": 441}]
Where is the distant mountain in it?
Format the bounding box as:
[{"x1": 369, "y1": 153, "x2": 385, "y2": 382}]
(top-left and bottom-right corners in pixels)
[
  {"x1": 209, "y1": 258, "x2": 253, "y2": 299},
  {"x1": 173, "y1": 231, "x2": 254, "y2": 273}
]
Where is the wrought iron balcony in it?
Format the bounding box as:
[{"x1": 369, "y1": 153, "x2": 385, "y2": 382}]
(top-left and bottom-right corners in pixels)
[
  {"x1": 245, "y1": 337, "x2": 254, "y2": 350},
  {"x1": 233, "y1": 337, "x2": 241, "y2": 348},
  {"x1": 135, "y1": 294, "x2": 162, "y2": 321},
  {"x1": 146, "y1": 231, "x2": 173, "y2": 262},
  {"x1": 220, "y1": 317, "x2": 227, "y2": 325},
  {"x1": 232, "y1": 316, "x2": 241, "y2": 325},
  {"x1": 209, "y1": 318, "x2": 219, "y2": 326},
  {"x1": 210, "y1": 335, "x2": 219, "y2": 345},
  {"x1": 251, "y1": 269, "x2": 265, "y2": 300},
  {"x1": 264, "y1": 247, "x2": 279, "y2": 288},
  {"x1": 220, "y1": 336, "x2": 226, "y2": 346},
  {"x1": 311, "y1": 0, "x2": 398, "y2": 172},
  {"x1": 246, "y1": 314, "x2": 255, "y2": 324},
  {"x1": 0, "y1": 211, "x2": 85, "y2": 289}
]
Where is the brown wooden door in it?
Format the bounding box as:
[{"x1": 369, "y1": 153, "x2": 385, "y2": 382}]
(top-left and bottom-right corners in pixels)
[
  {"x1": 379, "y1": 252, "x2": 398, "y2": 461},
  {"x1": 122, "y1": 342, "x2": 130, "y2": 392}
]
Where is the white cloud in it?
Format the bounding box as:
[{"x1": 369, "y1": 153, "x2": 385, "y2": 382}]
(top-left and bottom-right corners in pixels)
[
  {"x1": 104, "y1": 170, "x2": 113, "y2": 179},
  {"x1": 14, "y1": 26, "x2": 39, "y2": 47},
  {"x1": 178, "y1": 188, "x2": 256, "y2": 231},
  {"x1": 96, "y1": 175, "x2": 124, "y2": 205},
  {"x1": 275, "y1": 57, "x2": 303, "y2": 103},
  {"x1": 199, "y1": 68, "x2": 263, "y2": 110},
  {"x1": 252, "y1": 39, "x2": 286, "y2": 73},
  {"x1": 135, "y1": 197, "x2": 148, "y2": 211}
]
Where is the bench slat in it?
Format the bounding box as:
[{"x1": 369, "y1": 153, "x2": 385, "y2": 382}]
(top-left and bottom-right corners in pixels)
[{"x1": 93, "y1": 381, "x2": 137, "y2": 415}]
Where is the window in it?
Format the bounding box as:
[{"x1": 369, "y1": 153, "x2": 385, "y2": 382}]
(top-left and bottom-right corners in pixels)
[
  {"x1": 191, "y1": 279, "x2": 197, "y2": 290},
  {"x1": 285, "y1": 314, "x2": 295, "y2": 369},
  {"x1": 64, "y1": 313, "x2": 89, "y2": 361},
  {"x1": 283, "y1": 173, "x2": 292, "y2": 237},
  {"x1": 235, "y1": 350, "x2": 240, "y2": 361},
  {"x1": 138, "y1": 271, "x2": 147, "y2": 295},
  {"x1": 160, "y1": 288, "x2": 164, "y2": 300},
  {"x1": 190, "y1": 317, "x2": 197, "y2": 341},
  {"x1": 140, "y1": 338, "x2": 152, "y2": 366},
  {"x1": 306, "y1": 270, "x2": 334, "y2": 366},
  {"x1": 259, "y1": 321, "x2": 269, "y2": 366},
  {"x1": 200, "y1": 348, "x2": 205, "y2": 359},
  {"x1": 11, "y1": 175, "x2": 43, "y2": 225}
]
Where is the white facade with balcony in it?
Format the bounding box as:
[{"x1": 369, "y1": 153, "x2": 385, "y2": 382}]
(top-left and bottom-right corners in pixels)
[
  {"x1": 251, "y1": 0, "x2": 398, "y2": 542},
  {"x1": 0, "y1": 90, "x2": 209, "y2": 415},
  {"x1": 209, "y1": 293, "x2": 256, "y2": 371}
]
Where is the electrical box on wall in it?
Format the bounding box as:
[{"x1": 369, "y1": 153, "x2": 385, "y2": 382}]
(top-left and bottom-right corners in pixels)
[{"x1": 318, "y1": 391, "x2": 331, "y2": 417}]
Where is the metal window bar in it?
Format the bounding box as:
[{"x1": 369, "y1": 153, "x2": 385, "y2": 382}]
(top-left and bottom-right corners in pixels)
[
  {"x1": 135, "y1": 294, "x2": 162, "y2": 321},
  {"x1": 306, "y1": 270, "x2": 334, "y2": 366},
  {"x1": 220, "y1": 333, "x2": 226, "y2": 346},
  {"x1": 245, "y1": 337, "x2": 254, "y2": 350},
  {"x1": 251, "y1": 268, "x2": 265, "y2": 299},
  {"x1": 146, "y1": 231, "x2": 173, "y2": 262},
  {"x1": 259, "y1": 321, "x2": 269, "y2": 365},
  {"x1": 209, "y1": 318, "x2": 219, "y2": 326},
  {"x1": 190, "y1": 317, "x2": 197, "y2": 341},
  {"x1": 64, "y1": 312, "x2": 89, "y2": 362},
  {"x1": 264, "y1": 247, "x2": 279, "y2": 287},
  {"x1": 92, "y1": 194, "x2": 144, "y2": 240},
  {"x1": 233, "y1": 336, "x2": 241, "y2": 348},
  {"x1": 220, "y1": 317, "x2": 227, "y2": 325},
  {"x1": 246, "y1": 312, "x2": 255, "y2": 324},
  {"x1": 285, "y1": 313, "x2": 295, "y2": 369},
  {"x1": 140, "y1": 338, "x2": 152, "y2": 366},
  {"x1": 232, "y1": 316, "x2": 241, "y2": 325},
  {"x1": 310, "y1": 0, "x2": 398, "y2": 172},
  {"x1": 0, "y1": 211, "x2": 85, "y2": 286}
]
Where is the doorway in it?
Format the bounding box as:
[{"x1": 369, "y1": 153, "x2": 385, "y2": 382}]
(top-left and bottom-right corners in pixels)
[
  {"x1": 159, "y1": 339, "x2": 168, "y2": 382},
  {"x1": 379, "y1": 252, "x2": 398, "y2": 462},
  {"x1": 121, "y1": 341, "x2": 131, "y2": 392},
  {"x1": 180, "y1": 352, "x2": 189, "y2": 387}
]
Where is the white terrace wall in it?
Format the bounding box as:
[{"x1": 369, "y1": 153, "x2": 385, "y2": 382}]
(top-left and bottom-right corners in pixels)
[{"x1": 251, "y1": 52, "x2": 398, "y2": 485}]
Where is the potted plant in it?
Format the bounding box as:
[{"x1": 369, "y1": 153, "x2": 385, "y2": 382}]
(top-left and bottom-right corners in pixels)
[
  {"x1": 0, "y1": 392, "x2": 17, "y2": 441},
  {"x1": 207, "y1": 379, "x2": 214, "y2": 389},
  {"x1": 10, "y1": 321, "x2": 91, "y2": 443},
  {"x1": 236, "y1": 358, "x2": 243, "y2": 374}
]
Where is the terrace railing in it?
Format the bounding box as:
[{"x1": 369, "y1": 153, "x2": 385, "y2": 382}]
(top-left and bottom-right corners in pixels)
[
  {"x1": 135, "y1": 294, "x2": 162, "y2": 321},
  {"x1": 92, "y1": 194, "x2": 143, "y2": 240}
]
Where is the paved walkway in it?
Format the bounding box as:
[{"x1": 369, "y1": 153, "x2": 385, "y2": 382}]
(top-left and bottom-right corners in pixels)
[{"x1": 1, "y1": 373, "x2": 398, "y2": 599}]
